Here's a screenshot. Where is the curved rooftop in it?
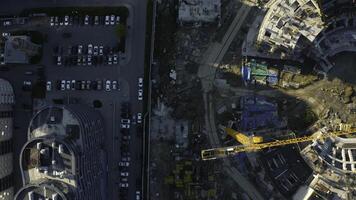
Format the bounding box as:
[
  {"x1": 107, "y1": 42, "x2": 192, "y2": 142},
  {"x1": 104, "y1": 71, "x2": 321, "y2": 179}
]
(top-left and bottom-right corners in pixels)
[
  {"x1": 15, "y1": 181, "x2": 72, "y2": 200},
  {"x1": 19, "y1": 137, "x2": 77, "y2": 188}
]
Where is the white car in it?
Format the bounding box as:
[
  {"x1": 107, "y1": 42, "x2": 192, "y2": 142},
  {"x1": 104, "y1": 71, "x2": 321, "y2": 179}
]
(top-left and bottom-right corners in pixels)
[
  {"x1": 84, "y1": 15, "x2": 89, "y2": 25},
  {"x1": 119, "y1": 162, "x2": 130, "y2": 167},
  {"x1": 3, "y1": 21, "x2": 11, "y2": 26},
  {"x1": 99, "y1": 46, "x2": 104, "y2": 55},
  {"x1": 120, "y1": 172, "x2": 129, "y2": 177},
  {"x1": 78, "y1": 45, "x2": 83, "y2": 54},
  {"x1": 105, "y1": 16, "x2": 110, "y2": 25},
  {"x1": 136, "y1": 191, "x2": 141, "y2": 200},
  {"x1": 87, "y1": 55, "x2": 92, "y2": 66},
  {"x1": 107, "y1": 56, "x2": 112, "y2": 65},
  {"x1": 105, "y1": 80, "x2": 111, "y2": 91},
  {"x1": 137, "y1": 113, "x2": 142, "y2": 124},
  {"x1": 138, "y1": 77, "x2": 143, "y2": 87},
  {"x1": 87, "y1": 44, "x2": 93, "y2": 55},
  {"x1": 50, "y1": 17, "x2": 54, "y2": 26},
  {"x1": 112, "y1": 80, "x2": 118, "y2": 90},
  {"x1": 64, "y1": 15, "x2": 69, "y2": 25},
  {"x1": 46, "y1": 81, "x2": 52, "y2": 91},
  {"x1": 119, "y1": 183, "x2": 129, "y2": 188},
  {"x1": 1, "y1": 32, "x2": 10, "y2": 37},
  {"x1": 61, "y1": 80, "x2": 66, "y2": 90},
  {"x1": 57, "y1": 56, "x2": 62, "y2": 66},
  {"x1": 121, "y1": 119, "x2": 130, "y2": 124},
  {"x1": 110, "y1": 15, "x2": 115, "y2": 25},
  {"x1": 138, "y1": 89, "x2": 143, "y2": 100}
]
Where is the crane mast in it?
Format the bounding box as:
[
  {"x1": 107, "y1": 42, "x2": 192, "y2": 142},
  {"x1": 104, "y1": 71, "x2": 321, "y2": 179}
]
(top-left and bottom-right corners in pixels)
[{"x1": 201, "y1": 128, "x2": 356, "y2": 161}]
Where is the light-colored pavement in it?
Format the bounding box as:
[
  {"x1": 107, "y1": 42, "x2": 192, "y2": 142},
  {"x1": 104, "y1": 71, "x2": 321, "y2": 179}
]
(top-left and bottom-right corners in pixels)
[
  {"x1": 198, "y1": 4, "x2": 252, "y2": 91},
  {"x1": 198, "y1": 3, "x2": 265, "y2": 200}
]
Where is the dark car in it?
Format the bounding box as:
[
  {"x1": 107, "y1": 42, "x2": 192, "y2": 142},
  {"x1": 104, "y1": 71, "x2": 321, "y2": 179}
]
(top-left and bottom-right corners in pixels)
[{"x1": 90, "y1": 81, "x2": 98, "y2": 90}]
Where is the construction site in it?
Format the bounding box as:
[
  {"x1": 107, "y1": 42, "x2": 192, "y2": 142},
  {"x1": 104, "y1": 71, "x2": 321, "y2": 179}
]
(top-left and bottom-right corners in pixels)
[{"x1": 150, "y1": 0, "x2": 356, "y2": 200}]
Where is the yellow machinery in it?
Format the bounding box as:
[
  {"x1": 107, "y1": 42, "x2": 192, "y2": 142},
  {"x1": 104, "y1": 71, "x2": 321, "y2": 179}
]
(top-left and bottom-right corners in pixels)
[{"x1": 201, "y1": 126, "x2": 356, "y2": 160}]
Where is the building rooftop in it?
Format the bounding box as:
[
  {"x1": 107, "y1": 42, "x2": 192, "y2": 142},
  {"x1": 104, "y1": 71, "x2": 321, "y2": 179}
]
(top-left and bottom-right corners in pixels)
[
  {"x1": 29, "y1": 106, "x2": 81, "y2": 145},
  {"x1": 21, "y1": 138, "x2": 76, "y2": 187},
  {"x1": 178, "y1": 0, "x2": 221, "y2": 23},
  {"x1": 15, "y1": 182, "x2": 70, "y2": 200},
  {"x1": 3, "y1": 35, "x2": 40, "y2": 64}
]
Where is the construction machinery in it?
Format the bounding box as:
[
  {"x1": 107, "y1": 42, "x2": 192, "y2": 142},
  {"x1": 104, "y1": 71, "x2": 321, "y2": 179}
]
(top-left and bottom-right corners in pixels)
[{"x1": 201, "y1": 125, "x2": 355, "y2": 160}]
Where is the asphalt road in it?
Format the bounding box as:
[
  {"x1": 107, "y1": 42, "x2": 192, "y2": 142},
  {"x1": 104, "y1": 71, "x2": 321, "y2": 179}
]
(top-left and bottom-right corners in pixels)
[{"x1": 0, "y1": 0, "x2": 147, "y2": 199}]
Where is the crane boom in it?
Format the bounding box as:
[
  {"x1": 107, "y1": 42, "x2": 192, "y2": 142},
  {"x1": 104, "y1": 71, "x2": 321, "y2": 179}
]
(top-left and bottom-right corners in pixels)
[{"x1": 201, "y1": 128, "x2": 356, "y2": 160}]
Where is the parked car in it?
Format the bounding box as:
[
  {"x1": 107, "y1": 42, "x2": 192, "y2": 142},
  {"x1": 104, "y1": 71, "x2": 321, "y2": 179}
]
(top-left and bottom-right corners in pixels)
[
  {"x1": 119, "y1": 162, "x2": 129, "y2": 167},
  {"x1": 97, "y1": 80, "x2": 103, "y2": 90},
  {"x1": 105, "y1": 16, "x2": 110, "y2": 25},
  {"x1": 99, "y1": 46, "x2": 104, "y2": 55},
  {"x1": 1, "y1": 32, "x2": 10, "y2": 37},
  {"x1": 71, "y1": 80, "x2": 76, "y2": 90},
  {"x1": 54, "y1": 16, "x2": 59, "y2": 26},
  {"x1": 138, "y1": 89, "x2": 143, "y2": 100},
  {"x1": 121, "y1": 157, "x2": 131, "y2": 162},
  {"x1": 66, "y1": 80, "x2": 71, "y2": 90},
  {"x1": 119, "y1": 183, "x2": 129, "y2": 188},
  {"x1": 113, "y1": 54, "x2": 118, "y2": 64},
  {"x1": 57, "y1": 56, "x2": 62, "y2": 66},
  {"x1": 136, "y1": 191, "x2": 141, "y2": 200},
  {"x1": 121, "y1": 119, "x2": 130, "y2": 124},
  {"x1": 110, "y1": 15, "x2": 115, "y2": 25},
  {"x1": 3, "y1": 21, "x2": 11, "y2": 26},
  {"x1": 105, "y1": 80, "x2": 111, "y2": 91},
  {"x1": 116, "y1": 16, "x2": 120, "y2": 24},
  {"x1": 107, "y1": 55, "x2": 112, "y2": 65},
  {"x1": 120, "y1": 172, "x2": 129, "y2": 177},
  {"x1": 93, "y1": 46, "x2": 98, "y2": 56},
  {"x1": 81, "y1": 80, "x2": 86, "y2": 90},
  {"x1": 86, "y1": 80, "x2": 91, "y2": 90},
  {"x1": 88, "y1": 44, "x2": 93, "y2": 55},
  {"x1": 78, "y1": 45, "x2": 83, "y2": 54},
  {"x1": 64, "y1": 15, "x2": 69, "y2": 25},
  {"x1": 138, "y1": 77, "x2": 143, "y2": 87},
  {"x1": 22, "y1": 81, "x2": 32, "y2": 91},
  {"x1": 87, "y1": 55, "x2": 92, "y2": 66},
  {"x1": 25, "y1": 71, "x2": 34, "y2": 75},
  {"x1": 61, "y1": 80, "x2": 66, "y2": 90},
  {"x1": 121, "y1": 123, "x2": 130, "y2": 129},
  {"x1": 137, "y1": 113, "x2": 142, "y2": 124},
  {"x1": 84, "y1": 15, "x2": 89, "y2": 25},
  {"x1": 50, "y1": 16, "x2": 54, "y2": 26},
  {"x1": 112, "y1": 80, "x2": 118, "y2": 90},
  {"x1": 122, "y1": 135, "x2": 131, "y2": 141},
  {"x1": 94, "y1": 16, "x2": 99, "y2": 25}
]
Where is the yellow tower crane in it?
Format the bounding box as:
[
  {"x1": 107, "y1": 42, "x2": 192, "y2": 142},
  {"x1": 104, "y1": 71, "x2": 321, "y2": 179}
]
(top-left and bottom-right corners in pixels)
[{"x1": 201, "y1": 125, "x2": 355, "y2": 161}]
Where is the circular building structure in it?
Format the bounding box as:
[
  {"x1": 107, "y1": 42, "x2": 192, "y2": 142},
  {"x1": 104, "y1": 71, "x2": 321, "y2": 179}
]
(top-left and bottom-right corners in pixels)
[{"x1": 15, "y1": 104, "x2": 106, "y2": 200}]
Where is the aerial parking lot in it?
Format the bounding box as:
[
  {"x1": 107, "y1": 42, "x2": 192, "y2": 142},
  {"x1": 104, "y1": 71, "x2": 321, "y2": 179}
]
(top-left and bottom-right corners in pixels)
[{"x1": 0, "y1": 0, "x2": 147, "y2": 199}]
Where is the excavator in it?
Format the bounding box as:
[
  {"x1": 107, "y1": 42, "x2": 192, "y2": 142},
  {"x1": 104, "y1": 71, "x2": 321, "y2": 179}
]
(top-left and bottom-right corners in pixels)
[{"x1": 201, "y1": 124, "x2": 356, "y2": 160}]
